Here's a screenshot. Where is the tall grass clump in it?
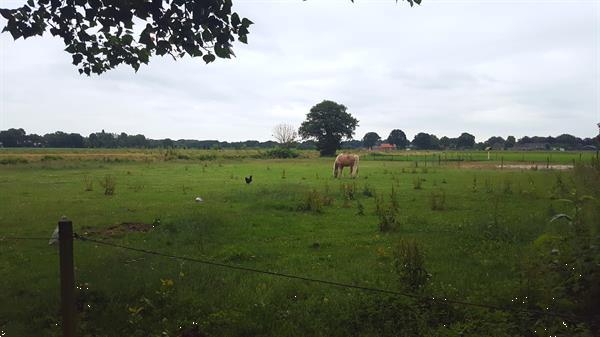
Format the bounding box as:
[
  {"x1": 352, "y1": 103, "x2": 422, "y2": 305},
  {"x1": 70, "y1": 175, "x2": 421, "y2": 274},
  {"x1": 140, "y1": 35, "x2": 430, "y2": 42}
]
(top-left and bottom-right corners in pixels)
[
  {"x1": 298, "y1": 189, "x2": 332, "y2": 213},
  {"x1": 375, "y1": 196, "x2": 399, "y2": 232},
  {"x1": 393, "y1": 239, "x2": 429, "y2": 291},
  {"x1": 100, "y1": 175, "x2": 116, "y2": 195}
]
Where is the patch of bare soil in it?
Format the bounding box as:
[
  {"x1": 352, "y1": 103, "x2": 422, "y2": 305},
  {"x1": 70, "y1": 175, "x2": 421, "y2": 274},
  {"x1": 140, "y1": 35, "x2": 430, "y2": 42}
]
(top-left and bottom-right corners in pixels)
[
  {"x1": 80, "y1": 223, "x2": 155, "y2": 237},
  {"x1": 449, "y1": 162, "x2": 573, "y2": 170},
  {"x1": 497, "y1": 164, "x2": 573, "y2": 170}
]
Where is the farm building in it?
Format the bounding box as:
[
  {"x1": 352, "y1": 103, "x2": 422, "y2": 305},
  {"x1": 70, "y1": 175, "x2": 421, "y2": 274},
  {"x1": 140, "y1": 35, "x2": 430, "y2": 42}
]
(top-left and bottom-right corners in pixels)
[{"x1": 373, "y1": 143, "x2": 396, "y2": 151}]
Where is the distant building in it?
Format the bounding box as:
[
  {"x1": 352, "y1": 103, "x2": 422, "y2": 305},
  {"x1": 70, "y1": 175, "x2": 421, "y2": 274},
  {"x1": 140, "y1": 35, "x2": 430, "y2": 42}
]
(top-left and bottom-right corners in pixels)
[{"x1": 373, "y1": 143, "x2": 396, "y2": 151}]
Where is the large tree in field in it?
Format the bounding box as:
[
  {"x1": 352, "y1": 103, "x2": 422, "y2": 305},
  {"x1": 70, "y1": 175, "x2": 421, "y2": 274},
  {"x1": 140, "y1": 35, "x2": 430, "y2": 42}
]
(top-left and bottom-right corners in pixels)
[
  {"x1": 411, "y1": 132, "x2": 439, "y2": 150},
  {"x1": 299, "y1": 100, "x2": 359, "y2": 157},
  {"x1": 456, "y1": 132, "x2": 475, "y2": 149},
  {"x1": 386, "y1": 129, "x2": 409, "y2": 149},
  {"x1": 0, "y1": 0, "x2": 421, "y2": 75},
  {"x1": 362, "y1": 132, "x2": 381, "y2": 150}
]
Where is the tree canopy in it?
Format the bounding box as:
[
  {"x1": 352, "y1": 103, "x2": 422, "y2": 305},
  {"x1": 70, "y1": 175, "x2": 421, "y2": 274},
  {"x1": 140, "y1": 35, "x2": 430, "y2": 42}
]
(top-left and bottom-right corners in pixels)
[
  {"x1": 362, "y1": 132, "x2": 381, "y2": 150},
  {"x1": 386, "y1": 129, "x2": 408, "y2": 149},
  {"x1": 0, "y1": 0, "x2": 421, "y2": 75},
  {"x1": 298, "y1": 100, "x2": 359, "y2": 156},
  {"x1": 456, "y1": 132, "x2": 475, "y2": 149},
  {"x1": 0, "y1": 0, "x2": 253, "y2": 75},
  {"x1": 411, "y1": 132, "x2": 439, "y2": 150},
  {"x1": 272, "y1": 123, "x2": 298, "y2": 148}
]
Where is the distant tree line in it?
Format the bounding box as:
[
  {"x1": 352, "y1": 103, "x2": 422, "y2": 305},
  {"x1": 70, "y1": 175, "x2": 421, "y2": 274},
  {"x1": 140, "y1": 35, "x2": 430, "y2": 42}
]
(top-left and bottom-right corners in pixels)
[
  {"x1": 350, "y1": 130, "x2": 598, "y2": 151},
  {"x1": 0, "y1": 127, "x2": 597, "y2": 151},
  {"x1": 0, "y1": 128, "x2": 300, "y2": 149}
]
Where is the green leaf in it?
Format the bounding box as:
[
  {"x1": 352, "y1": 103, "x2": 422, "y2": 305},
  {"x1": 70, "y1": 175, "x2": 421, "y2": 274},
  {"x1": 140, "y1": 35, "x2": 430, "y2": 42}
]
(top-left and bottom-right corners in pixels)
[
  {"x1": 202, "y1": 53, "x2": 215, "y2": 63},
  {"x1": 214, "y1": 44, "x2": 230, "y2": 58},
  {"x1": 27, "y1": 0, "x2": 35, "y2": 7},
  {"x1": 122, "y1": 34, "x2": 133, "y2": 45},
  {"x1": 231, "y1": 12, "x2": 240, "y2": 27},
  {"x1": 72, "y1": 53, "x2": 83, "y2": 65},
  {"x1": 241, "y1": 18, "x2": 253, "y2": 26},
  {"x1": 238, "y1": 35, "x2": 247, "y2": 44},
  {"x1": 0, "y1": 8, "x2": 13, "y2": 19}
]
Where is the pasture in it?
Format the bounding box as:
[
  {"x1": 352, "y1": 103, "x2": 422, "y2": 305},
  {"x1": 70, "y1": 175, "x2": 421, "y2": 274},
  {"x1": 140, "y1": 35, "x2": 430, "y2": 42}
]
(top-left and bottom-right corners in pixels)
[{"x1": 0, "y1": 149, "x2": 598, "y2": 337}]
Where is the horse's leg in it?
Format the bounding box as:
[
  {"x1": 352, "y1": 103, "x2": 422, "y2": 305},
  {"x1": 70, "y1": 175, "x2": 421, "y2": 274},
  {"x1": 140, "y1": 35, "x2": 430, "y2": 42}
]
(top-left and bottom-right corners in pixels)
[{"x1": 350, "y1": 164, "x2": 355, "y2": 178}]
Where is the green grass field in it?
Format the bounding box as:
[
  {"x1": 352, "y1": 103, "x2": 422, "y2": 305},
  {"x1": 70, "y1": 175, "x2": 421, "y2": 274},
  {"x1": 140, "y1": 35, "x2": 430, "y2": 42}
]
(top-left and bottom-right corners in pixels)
[{"x1": 1, "y1": 150, "x2": 598, "y2": 337}]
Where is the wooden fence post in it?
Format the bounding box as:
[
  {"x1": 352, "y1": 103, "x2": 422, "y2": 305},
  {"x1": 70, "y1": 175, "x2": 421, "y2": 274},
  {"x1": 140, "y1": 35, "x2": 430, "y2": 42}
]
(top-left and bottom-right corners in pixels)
[{"x1": 59, "y1": 217, "x2": 76, "y2": 337}]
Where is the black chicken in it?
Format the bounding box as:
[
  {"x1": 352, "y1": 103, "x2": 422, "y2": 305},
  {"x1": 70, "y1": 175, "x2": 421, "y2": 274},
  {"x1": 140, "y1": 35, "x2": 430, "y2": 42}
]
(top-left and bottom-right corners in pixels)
[{"x1": 245, "y1": 175, "x2": 253, "y2": 184}]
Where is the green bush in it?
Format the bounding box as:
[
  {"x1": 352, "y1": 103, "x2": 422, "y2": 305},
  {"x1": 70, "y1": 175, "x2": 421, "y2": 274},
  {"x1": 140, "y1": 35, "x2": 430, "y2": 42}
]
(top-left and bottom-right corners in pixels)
[{"x1": 265, "y1": 148, "x2": 299, "y2": 159}]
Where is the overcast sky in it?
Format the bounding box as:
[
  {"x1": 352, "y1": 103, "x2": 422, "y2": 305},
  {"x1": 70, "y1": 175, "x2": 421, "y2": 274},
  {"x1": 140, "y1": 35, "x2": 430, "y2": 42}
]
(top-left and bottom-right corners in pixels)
[{"x1": 1, "y1": 0, "x2": 599, "y2": 142}]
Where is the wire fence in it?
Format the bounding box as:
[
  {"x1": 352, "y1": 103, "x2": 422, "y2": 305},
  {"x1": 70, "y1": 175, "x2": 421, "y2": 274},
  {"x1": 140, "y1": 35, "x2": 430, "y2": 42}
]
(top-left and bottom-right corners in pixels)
[{"x1": 1, "y1": 233, "x2": 585, "y2": 322}]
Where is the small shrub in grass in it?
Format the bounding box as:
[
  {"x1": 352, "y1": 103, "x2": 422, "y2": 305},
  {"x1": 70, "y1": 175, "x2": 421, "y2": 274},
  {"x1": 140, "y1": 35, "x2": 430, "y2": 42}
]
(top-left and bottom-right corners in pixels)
[
  {"x1": 362, "y1": 184, "x2": 375, "y2": 197},
  {"x1": 375, "y1": 197, "x2": 399, "y2": 232},
  {"x1": 41, "y1": 155, "x2": 63, "y2": 161},
  {"x1": 429, "y1": 190, "x2": 446, "y2": 211},
  {"x1": 265, "y1": 147, "x2": 299, "y2": 158},
  {"x1": 100, "y1": 175, "x2": 116, "y2": 195},
  {"x1": 356, "y1": 200, "x2": 365, "y2": 215},
  {"x1": 340, "y1": 182, "x2": 356, "y2": 200},
  {"x1": 197, "y1": 154, "x2": 217, "y2": 161},
  {"x1": 393, "y1": 239, "x2": 430, "y2": 291},
  {"x1": 298, "y1": 189, "x2": 324, "y2": 213},
  {"x1": 413, "y1": 176, "x2": 423, "y2": 190}
]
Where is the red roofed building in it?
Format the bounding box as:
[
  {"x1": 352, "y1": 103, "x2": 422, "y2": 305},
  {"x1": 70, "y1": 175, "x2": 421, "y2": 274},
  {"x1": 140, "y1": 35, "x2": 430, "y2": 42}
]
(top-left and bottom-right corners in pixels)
[{"x1": 373, "y1": 143, "x2": 396, "y2": 151}]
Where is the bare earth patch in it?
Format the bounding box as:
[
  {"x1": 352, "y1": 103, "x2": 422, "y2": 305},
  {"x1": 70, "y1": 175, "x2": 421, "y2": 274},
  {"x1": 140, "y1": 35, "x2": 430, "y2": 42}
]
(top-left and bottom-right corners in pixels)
[{"x1": 452, "y1": 162, "x2": 573, "y2": 170}]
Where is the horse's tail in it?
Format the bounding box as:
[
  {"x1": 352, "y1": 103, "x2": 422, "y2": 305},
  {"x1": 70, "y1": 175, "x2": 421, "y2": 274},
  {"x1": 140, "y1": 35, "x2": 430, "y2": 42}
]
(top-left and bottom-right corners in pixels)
[
  {"x1": 333, "y1": 154, "x2": 340, "y2": 178},
  {"x1": 353, "y1": 155, "x2": 359, "y2": 177}
]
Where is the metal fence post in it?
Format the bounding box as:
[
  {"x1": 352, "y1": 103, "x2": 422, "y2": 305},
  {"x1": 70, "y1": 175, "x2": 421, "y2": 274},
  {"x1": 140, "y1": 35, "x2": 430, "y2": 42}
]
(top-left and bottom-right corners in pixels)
[{"x1": 59, "y1": 217, "x2": 76, "y2": 337}]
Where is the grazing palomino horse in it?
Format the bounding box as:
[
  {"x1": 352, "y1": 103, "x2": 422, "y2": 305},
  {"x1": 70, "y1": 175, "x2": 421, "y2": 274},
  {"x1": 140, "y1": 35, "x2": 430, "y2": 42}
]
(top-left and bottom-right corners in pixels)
[{"x1": 333, "y1": 153, "x2": 360, "y2": 178}]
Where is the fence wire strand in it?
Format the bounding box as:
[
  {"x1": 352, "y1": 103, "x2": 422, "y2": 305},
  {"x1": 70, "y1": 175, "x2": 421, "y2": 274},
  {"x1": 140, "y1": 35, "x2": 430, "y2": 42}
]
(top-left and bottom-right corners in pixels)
[
  {"x1": 72, "y1": 234, "x2": 584, "y2": 321},
  {"x1": 1, "y1": 236, "x2": 50, "y2": 241}
]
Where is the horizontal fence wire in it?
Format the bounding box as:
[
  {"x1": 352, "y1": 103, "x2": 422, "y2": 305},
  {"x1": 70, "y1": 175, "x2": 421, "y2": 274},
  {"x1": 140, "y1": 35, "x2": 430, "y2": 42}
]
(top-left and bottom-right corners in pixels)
[
  {"x1": 0, "y1": 236, "x2": 50, "y2": 241},
  {"x1": 73, "y1": 234, "x2": 584, "y2": 322}
]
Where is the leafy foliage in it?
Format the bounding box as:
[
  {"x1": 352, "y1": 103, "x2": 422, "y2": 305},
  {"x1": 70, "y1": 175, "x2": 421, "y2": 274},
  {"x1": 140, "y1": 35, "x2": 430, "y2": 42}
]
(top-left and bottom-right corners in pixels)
[
  {"x1": 386, "y1": 129, "x2": 409, "y2": 149},
  {"x1": 362, "y1": 132, "x2": 381, "y2": 149},
  {"x1": 264, "y1": 147, "x2": 299, "y2": 158},
  {"x1": 411, "y1": 132, "x2": 440, "y2": 150},
  {"x1": 298, "y1": 100, "x2": 359, "y2": 156},
  {"x1": 393, "y1": 239, "x2": 429, "y2": 291},
  {"x1": 0, "y1": 0, "x2": 253, "y2": 75},
  {"x1": 456, "y1": 132, "x2": 476, "y2": 149}
]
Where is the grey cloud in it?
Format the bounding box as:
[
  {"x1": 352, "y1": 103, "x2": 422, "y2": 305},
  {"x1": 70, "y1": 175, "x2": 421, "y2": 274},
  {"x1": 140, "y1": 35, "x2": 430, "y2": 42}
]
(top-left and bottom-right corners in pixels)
[{"x1": 1, "y1": 1, "x2": 598, "y2": 141}]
